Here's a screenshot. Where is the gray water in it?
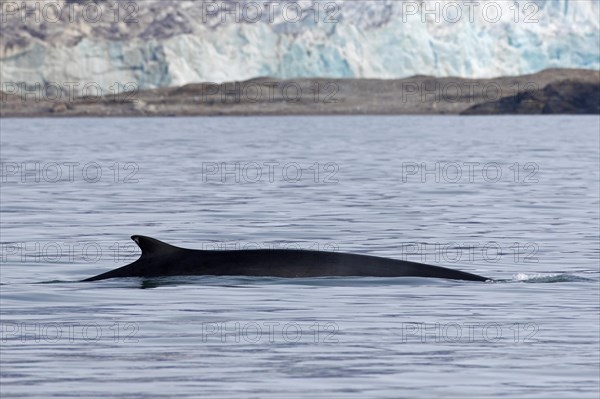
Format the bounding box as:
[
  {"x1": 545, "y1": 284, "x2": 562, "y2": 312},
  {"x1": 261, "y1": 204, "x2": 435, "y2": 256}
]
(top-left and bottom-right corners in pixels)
[{"x1": 1, "y1": 116, "x2": 599, "y2": 399}]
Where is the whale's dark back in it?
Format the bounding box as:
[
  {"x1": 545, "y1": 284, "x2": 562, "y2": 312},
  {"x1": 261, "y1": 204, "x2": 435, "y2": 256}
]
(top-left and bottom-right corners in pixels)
[{"x1": 82, "y1": 236, "x2": 489, "y2": 282}]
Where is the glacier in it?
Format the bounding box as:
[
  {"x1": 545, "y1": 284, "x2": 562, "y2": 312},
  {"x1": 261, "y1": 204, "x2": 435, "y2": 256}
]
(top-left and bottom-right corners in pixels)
[{"x1": 1, "y1": 0, "x2": 599, "y2": 94}]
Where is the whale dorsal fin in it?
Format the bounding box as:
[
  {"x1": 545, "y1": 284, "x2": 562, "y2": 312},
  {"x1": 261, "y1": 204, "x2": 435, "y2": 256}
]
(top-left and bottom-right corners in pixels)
[{"x1": 131, "y1": 235, "x2": 178, "y2": 256}]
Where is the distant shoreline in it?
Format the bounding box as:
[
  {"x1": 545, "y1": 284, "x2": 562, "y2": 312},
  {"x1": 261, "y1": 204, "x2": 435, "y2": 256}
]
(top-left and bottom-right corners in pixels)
[{"x1": 1, "y1": 68, "x2": 598, "y2": 118}]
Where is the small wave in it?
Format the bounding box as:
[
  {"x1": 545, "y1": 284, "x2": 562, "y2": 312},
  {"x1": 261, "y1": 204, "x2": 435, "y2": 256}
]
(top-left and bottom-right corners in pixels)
[
  {"x1": 133, "y1": 275, "x2": 458, "y2": 289},
  {"x1": 512, "y1": 273, "x2": 594, "y2": 283}
]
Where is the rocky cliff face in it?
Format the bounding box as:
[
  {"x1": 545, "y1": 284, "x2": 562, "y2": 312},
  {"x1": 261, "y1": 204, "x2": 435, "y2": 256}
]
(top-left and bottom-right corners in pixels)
[
  {"x1": 462, "y1": 78, "x2": 600, "y2": 115},
  {"x1": 1, "y1": 0, "x2": 599, "y2": 95}
]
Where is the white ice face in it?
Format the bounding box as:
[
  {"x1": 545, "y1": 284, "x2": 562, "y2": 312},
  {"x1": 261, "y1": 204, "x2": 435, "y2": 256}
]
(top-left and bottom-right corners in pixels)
[{"x1": 1, "y1": 0, "x2": 598, "y2": 93}]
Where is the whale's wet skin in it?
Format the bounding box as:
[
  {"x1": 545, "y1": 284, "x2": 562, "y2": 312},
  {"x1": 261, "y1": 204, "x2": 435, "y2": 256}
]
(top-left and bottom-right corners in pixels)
[
  {"x1": 83, "y1": 236, "x2": 490, "y2": 282},
  {"x1": 1, "y1": 116, "x2": 599, "y2": 398}
]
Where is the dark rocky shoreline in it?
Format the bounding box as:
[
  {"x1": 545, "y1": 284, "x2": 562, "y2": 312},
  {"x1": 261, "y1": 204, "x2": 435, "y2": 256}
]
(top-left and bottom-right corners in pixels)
[{"x1": 1, "y1": 68, "x2": 598, "y2": 117}]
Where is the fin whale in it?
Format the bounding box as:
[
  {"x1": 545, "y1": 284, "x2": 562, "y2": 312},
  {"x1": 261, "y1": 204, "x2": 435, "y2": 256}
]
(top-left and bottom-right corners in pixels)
[{"x1": 82, "y1": 236, "x2": 490, "y2": 282}]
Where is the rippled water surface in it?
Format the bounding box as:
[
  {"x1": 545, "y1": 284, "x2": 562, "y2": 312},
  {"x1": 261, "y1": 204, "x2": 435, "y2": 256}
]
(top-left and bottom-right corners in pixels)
[{"x1": 1, "y1": 116, "x2": 599, "y2": 398}]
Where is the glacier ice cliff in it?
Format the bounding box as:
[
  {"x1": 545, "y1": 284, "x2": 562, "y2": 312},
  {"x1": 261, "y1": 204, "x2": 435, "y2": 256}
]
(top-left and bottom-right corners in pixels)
[{"x1": 1, "y1": 0, "x2": 599, "y2": 94}]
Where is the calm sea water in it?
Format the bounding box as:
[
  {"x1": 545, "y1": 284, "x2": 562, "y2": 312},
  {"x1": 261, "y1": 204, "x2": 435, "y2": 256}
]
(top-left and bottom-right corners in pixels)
[{"x1": 1, "y1": 116, "x2": 599, "y2": 399}]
